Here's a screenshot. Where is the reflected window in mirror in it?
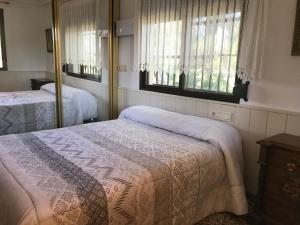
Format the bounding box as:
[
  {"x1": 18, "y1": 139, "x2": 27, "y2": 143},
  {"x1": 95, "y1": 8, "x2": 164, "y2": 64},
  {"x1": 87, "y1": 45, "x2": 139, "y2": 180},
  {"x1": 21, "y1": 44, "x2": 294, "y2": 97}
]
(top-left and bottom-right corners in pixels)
[
  {"x1": 0, "y1": 8, "x2": 7, "y2": 71},
  {"x1": 61, "y1": 0, "x2": 107, "y2": 83}
]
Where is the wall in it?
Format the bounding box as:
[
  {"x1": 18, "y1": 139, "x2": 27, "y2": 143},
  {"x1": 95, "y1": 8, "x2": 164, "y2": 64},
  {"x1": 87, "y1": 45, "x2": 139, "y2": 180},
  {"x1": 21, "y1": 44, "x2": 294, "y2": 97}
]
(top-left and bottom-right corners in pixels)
[
  {"x1": 118, "y1": 0, "x2": 300, "y2": 112},
  {"x1": 0, "y1": 2, "x2": 53, "y2": 91},
  {"x1": 118, "y1": 0, "x2": 300, "y2": 194},
  {"x1": 245, "y1": 0, "x2": 300, "y2": 112}
]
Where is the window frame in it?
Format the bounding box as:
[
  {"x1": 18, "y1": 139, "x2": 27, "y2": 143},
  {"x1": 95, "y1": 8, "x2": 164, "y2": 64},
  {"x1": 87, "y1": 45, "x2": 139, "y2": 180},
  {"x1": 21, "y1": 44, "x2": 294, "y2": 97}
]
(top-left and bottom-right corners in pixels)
[
  {"x1": 140, "y1": 71, "x2": 248, "y2": 103},
  {"x1": 0, "y1": 8, "x2": 7, "y2": 71},
  {"x1": 139, "y1": 0, "x2": 249, "y2": 103},
  {"x1": 62, "y1": 63, "x2": 102, "y2": 83}
]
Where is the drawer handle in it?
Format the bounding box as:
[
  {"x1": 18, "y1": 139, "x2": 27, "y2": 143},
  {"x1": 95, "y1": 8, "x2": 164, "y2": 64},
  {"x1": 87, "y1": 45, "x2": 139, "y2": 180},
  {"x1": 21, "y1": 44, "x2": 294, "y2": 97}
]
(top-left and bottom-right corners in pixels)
[{"x1": 286, "y1": 162, "x2": 297, "y2": 172}]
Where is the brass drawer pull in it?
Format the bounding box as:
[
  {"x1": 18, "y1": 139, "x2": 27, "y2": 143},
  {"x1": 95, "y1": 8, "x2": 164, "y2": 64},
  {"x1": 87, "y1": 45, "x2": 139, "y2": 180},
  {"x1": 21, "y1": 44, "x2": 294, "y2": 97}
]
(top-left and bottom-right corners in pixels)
[{"x1": 286, "y1": 163, "x2": 297, "y2": 172}]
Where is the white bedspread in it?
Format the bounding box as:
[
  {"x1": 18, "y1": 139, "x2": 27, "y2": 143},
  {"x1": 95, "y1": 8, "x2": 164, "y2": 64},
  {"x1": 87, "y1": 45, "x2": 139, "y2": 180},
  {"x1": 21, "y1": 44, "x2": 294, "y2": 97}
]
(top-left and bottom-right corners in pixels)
[
  {"x1": 0, "y1": 117, "x2": 247, "y2": 225},
  {"x1": 120, "y1": 105, "x2": 248, "y2": 215},
  {"x1": 0, "y1": 90, "x2": 80, "y2": 135}
]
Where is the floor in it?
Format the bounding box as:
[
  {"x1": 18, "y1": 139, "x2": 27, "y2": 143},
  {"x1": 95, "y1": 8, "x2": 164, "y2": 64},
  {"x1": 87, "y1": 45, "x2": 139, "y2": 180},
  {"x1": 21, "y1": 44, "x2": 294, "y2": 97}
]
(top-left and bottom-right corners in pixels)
[
  {"x1": 196, "y1": 195, "x2": 255, "y2": 225},
  {"x1": 196, "y1": 213, "x2": 249, "y2": 225}
]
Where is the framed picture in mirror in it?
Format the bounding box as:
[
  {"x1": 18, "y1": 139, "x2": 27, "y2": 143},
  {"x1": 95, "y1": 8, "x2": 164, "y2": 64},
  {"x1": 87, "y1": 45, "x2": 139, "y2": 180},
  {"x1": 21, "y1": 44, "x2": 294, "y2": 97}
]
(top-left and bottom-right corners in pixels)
[
  {"x1": 292, "y1": 0, "x2": 300, "y2": 55},
  {"x1": 45, "y1": 28, "x2": 53, "y2": 53}
]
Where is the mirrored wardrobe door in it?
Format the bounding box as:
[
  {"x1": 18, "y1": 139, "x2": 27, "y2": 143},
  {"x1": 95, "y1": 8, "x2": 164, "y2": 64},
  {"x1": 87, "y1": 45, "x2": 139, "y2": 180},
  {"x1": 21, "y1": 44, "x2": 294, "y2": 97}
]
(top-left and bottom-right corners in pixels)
[
  {"x1": 0, "y1": 1, "x2": 58, "y2": 136},
  {"x1": 58, "y1": 0, "x2": 110, "y2": 128}
]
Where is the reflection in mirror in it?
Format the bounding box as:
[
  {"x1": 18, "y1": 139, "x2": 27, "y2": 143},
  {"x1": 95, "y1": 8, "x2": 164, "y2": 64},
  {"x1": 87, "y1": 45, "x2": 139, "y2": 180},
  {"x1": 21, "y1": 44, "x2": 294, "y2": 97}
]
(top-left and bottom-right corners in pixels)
[
  {"x1": 60, "y1": 0, "x2": 110, "y2": 127},
  {"x1": 0, "y1": 1, "x2": 59, "y2": 136}
]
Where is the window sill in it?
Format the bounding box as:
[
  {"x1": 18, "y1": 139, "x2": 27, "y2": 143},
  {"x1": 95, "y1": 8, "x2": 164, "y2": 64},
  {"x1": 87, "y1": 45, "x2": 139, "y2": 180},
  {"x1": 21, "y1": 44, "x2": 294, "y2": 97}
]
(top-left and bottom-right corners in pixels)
[
  {"x1": 139, "y1": 71, "x2": 249, "y2": 104},
  {"x1": 65, "y1": 72, "x2": 102, "y2": 83},
  {"x1": 140, "y1": 84, "x2": 240, "y2": 103}
]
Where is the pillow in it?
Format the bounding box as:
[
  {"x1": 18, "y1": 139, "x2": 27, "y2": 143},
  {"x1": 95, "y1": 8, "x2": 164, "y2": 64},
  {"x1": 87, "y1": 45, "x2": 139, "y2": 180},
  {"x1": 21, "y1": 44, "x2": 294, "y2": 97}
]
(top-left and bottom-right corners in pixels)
[{"x1": 41, "y1": 83, "x2": 98, "y2": 120}]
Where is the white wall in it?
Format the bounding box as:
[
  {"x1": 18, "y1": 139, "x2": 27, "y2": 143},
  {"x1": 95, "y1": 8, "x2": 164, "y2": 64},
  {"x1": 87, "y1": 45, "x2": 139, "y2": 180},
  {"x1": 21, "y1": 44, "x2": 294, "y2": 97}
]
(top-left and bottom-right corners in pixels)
[
  {"x1": 118, "y1": 0, "x2": 300, "y2": 195},
  {"x1": 118, "y1": 0, "x2": 300, "y2": 113},
  {"x1": 245, "y1": 0, "x2": 300, "y2": 112},
  {"x1": 0, "y1": 2, "x2": 53, "y2": 91}
]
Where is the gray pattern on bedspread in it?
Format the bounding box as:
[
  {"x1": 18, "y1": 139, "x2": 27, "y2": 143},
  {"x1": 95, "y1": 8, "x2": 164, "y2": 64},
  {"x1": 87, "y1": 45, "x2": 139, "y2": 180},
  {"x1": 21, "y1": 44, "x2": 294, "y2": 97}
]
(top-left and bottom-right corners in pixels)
[
  {"x1": 0, "y1": 90, "x2": 79, "y2": 135},
  {"x1": 0, "y1": 119, "x2": 231, "y2": 225}
]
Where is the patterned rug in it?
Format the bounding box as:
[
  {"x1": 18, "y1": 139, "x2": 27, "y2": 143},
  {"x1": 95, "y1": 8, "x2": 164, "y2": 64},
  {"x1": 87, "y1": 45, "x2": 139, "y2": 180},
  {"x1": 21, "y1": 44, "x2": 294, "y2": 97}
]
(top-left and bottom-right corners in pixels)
[
  {"x1": 195, "y1": 195, "x2": 255, "y2": 225},
  {"x1": 195, "y1": 213, "x2": 249, "y2": 225}
]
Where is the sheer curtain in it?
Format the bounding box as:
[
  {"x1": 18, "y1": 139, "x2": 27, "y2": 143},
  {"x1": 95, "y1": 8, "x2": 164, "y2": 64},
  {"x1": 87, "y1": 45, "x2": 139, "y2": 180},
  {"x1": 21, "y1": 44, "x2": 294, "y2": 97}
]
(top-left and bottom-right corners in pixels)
[
  {"x1": 61, "y1": 0, "x2": 102, "y2": 77},
  {"x1": 136, "y1": 0, "x2": 269, "y2": 93},
  {"x1": 237, "y1": 0, "x2": 269, "y2": 82}
]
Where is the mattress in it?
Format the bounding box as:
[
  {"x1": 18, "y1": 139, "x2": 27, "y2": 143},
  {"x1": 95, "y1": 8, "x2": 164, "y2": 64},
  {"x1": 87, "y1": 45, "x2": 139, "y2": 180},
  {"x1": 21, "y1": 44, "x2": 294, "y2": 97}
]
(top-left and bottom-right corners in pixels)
[{"x1": 0, "y1": 108, "x2": 247, "y2": 225}]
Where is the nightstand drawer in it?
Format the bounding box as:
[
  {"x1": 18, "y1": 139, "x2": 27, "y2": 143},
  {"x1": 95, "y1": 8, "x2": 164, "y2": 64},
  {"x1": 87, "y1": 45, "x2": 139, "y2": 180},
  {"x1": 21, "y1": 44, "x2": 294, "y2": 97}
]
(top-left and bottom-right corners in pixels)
[
  {"x1": 264, "y1": 182, "x2": 300, "y2": 210},
  {"x1": 268, "y1": 147, "x2": 300, "y2": 167},
  {"x1": 266, "y1": 163, "x2": 300, "y2": 186},
  {"x1": 262, "y1": 197, "x2": 299, "y2": 225}
]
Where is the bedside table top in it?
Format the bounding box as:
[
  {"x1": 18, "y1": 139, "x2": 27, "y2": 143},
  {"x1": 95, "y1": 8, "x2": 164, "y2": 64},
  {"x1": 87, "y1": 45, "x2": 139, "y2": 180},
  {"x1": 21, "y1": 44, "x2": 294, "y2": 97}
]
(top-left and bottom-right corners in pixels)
[{"x1": 257, "y1": 133, "x2": 300, "y2": 153}]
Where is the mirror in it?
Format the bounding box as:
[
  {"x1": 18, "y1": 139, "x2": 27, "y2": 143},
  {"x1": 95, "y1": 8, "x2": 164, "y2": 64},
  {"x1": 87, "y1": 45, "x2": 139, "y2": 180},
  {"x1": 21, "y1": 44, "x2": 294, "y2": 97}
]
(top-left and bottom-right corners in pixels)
[
  {"x1": 59, "y1": 0, "x2": 110, "y2": 127},
  {"x1": 0, "y1": 1, "x2": 58, "y2": 136}
]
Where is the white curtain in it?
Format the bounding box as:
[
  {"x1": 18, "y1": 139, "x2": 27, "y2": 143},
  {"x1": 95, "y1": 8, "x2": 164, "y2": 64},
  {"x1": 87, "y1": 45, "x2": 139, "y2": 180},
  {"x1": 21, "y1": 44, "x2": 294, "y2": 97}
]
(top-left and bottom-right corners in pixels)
[
  {"x1": 237, "y1": 0, "x2": 269, "y2": 82},
  {"x1": 136, "y1": 0, "x2": 269, "y2": 92},
  {"x1": 136, "y1": 0, "x2": 244, "y2": 93},
  {"x1": 61, "y1": 0, "x2": 102, "y2": 77}
]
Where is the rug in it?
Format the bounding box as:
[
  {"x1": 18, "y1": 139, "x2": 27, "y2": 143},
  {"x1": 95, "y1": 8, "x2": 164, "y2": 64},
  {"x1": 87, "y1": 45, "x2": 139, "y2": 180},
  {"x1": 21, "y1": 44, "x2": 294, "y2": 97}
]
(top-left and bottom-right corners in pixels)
[
  {"x1": 195, "y1": 213, "x2": 249, "y2": 225},
  {"x1": 195, "y1": 195, "x2": 255, "y2": 225}
]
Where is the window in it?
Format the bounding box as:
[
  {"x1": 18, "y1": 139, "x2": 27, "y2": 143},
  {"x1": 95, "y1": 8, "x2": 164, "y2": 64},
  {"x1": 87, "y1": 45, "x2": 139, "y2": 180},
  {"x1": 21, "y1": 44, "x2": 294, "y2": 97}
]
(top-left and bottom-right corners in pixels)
[
  {"x1": 138, "y1": 0, "x2": 249, "y2": 103},
  {"x1": 61, "y1": 0, "x2": 103, "y2": 82},
  {"x1": 0, "y1": 9, "x2": 7, "y2": 71}
]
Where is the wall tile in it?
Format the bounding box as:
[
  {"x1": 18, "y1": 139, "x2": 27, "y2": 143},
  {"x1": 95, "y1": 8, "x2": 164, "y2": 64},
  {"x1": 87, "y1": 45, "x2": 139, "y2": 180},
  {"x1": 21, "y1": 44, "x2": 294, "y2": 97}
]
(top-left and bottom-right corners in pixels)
[
  {"x1": 249, "y1": 109, "x2": 268, "y2": 136},
  {"x1": 286, "y1": 115, "x2": 300, "y2": 136},
  {"x1": 135, "y1": 91, "x2": 151, "y2": 106},
  {"x1": 266, "y1": 112, "x2": 287, "y2": 137},
  {"x1": 233, "y1": 107, "x2": 250, "y2": 131},
  {"x1": 185, "y1": 100, "x2": 197, "y2": 116},
  {"x1": 196, "y1": 101, "x2": 209, "y2": 117},
  {"x1": 164, "y1": 95, "x2": 176, "y2": 112},
  {"x1": 175, "y1": 97, "x2": 186, "y2": 114}
]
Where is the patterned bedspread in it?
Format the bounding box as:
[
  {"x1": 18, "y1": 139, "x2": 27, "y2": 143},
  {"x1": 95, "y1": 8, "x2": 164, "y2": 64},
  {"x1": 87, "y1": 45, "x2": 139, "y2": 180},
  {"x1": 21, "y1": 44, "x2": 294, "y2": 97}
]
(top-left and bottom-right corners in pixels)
[
  {"x1": 0, "y1": 90, "x2": 80, "y2": 136},
  {"x1": 0, "y1": 119, "x2": 237, "y2": 225}
]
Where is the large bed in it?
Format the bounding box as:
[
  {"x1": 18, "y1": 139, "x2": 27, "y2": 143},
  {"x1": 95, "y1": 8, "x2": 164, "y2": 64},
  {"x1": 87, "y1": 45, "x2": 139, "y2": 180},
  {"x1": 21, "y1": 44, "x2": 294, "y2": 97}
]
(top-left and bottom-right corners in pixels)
[
  {"x1": 0, "y1": 106, "x2": 248, "y2": 225},
  {"x1": 0, "y1": 83, "x2": 98, "y2": 136}
]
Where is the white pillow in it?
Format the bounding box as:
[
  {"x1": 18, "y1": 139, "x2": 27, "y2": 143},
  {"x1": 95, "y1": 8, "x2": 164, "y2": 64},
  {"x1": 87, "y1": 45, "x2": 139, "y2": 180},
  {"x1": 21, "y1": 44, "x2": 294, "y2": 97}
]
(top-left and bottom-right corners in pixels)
[{"x1": 41, "y1": 83, "x2": 98, "y2": 120}]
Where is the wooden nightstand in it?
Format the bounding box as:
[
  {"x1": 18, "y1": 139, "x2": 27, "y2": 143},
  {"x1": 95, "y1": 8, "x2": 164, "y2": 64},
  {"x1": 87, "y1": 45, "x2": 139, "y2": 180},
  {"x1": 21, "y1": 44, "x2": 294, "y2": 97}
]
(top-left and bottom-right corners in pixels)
[
  {"x1": 254, "y1": 134, "x2": 300, "y2": 225},
  {"x1": 30, "y1": 78, "x2": 54, "y2": 90}
]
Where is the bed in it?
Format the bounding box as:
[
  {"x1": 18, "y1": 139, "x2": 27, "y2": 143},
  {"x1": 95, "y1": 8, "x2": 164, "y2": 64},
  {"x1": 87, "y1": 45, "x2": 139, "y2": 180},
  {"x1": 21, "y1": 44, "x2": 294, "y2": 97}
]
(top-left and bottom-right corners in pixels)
[
  {"x1": 0, "y1": 83, "x2": 98, "y2": 136},
  {"x1": 0, "y1": 106, "x2": 248, "y2": 225}
]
